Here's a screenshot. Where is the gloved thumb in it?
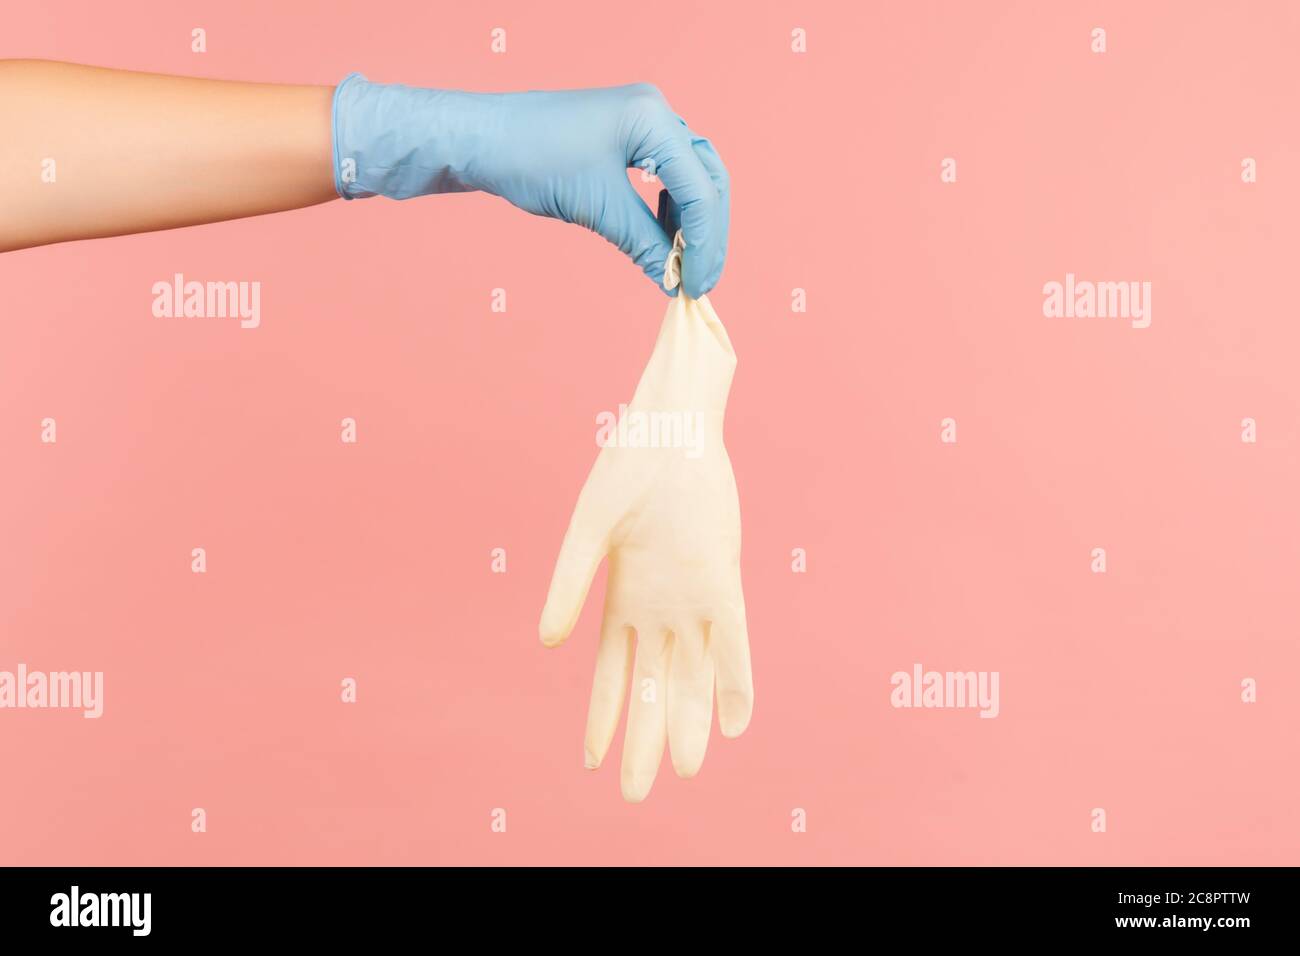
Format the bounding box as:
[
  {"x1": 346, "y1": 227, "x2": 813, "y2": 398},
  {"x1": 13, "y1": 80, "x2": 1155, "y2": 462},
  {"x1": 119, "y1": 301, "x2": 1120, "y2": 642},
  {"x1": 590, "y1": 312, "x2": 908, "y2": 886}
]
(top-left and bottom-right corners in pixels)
[{"x1": 596, "y1": 177, "x2": 676, "y2": 295}]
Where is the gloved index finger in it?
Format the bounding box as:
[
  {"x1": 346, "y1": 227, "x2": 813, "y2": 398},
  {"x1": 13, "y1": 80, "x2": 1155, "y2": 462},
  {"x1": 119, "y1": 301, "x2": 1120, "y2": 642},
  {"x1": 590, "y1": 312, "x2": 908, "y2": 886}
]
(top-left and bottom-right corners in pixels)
[
  {"x1": 633, "y1": 120, "x2": 726, "y2": 298},
  {"x1": 687, "y1": 132, "x2": 730, "y2": 292}
]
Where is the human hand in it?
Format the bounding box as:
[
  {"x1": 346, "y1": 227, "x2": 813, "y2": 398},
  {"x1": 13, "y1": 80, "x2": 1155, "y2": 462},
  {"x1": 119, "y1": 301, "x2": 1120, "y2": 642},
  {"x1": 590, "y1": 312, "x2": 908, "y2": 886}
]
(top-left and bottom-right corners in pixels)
[{"x1": 332, "y1": 76, "x2": 729, "y2": 296}]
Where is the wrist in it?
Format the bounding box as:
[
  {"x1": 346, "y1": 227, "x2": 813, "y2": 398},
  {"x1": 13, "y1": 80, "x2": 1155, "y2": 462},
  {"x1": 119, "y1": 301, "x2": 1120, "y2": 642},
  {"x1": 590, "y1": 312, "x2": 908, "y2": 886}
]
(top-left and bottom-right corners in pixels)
[{"x1": 331, "y1": 74, "x2": 501, "y2": 201}]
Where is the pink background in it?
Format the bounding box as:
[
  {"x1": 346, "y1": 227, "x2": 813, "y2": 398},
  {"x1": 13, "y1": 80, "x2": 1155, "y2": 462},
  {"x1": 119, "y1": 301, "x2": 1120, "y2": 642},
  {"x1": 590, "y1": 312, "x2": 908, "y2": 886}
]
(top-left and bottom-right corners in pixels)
[{"x1": 3, "y1": 0, "x2": 1298, "y2": 865}]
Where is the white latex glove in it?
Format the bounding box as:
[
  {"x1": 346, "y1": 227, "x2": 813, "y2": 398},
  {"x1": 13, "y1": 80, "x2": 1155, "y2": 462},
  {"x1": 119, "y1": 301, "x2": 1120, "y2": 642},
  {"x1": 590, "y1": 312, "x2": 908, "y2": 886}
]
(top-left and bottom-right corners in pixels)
[{"x1": 539, "y1": 233, "x2": 753, "y2": 803}]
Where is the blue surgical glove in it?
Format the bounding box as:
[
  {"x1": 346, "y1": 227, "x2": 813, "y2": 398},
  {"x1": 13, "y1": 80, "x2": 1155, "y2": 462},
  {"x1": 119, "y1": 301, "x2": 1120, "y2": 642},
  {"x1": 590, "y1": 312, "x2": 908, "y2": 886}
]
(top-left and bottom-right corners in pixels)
[{"x1": 331, "y1": 74, "x2": 729, "y2": 297}]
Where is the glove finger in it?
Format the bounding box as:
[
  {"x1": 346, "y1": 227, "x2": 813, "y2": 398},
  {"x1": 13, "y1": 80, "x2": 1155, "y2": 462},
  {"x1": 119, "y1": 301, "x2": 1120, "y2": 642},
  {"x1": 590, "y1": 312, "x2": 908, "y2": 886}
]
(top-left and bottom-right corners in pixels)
[
  {"x1": 688, "y1": 135, "x2": 730, "y2": 295},
  {"x1": 621, "y1": 626, "x2": 670, "y2": 803},
  {"x1": 538, "y1": 489, "x2": 608, "y2": 647},
  {"x1": 595, "y1": 179, "x2": 674, "y2": 294},
  {"x1": 539, "y1": 456, "x2": 628, "y2": 648},
  {"x1": 584, "y1": 618, "x2": 634, "y2": 770},
  {"x1": 539, "y1": 529, "x2": 605, "y2": 648},
  {"x1": 657, "y1": 189, "x2": 682, "y2": 244},
  {"x1": 640, "y1": 127, "x2": 723, "y2": 299},
  {"x1": 667, "y1": 620, "x2": 714, "y2": 779},
  {"x1": 710, "y1": 606, "x2": 753, "y2": 739}
]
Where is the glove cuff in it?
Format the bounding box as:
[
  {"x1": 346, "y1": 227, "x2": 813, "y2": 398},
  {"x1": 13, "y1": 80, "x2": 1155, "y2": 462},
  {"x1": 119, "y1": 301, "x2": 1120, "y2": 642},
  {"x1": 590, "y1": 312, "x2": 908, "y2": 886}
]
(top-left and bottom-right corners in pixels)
[
  {"x1": 331, "y1": 74, "x2": 491, "y2": 201},
  {"x1": 331, "y1": 73, "x2": 371, "y2": 200}
]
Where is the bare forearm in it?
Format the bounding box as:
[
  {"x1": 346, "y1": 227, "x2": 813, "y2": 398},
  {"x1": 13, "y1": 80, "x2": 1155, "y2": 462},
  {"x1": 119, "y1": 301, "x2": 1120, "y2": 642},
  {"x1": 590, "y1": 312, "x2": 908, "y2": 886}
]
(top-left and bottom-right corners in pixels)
[{"x1": 0, "y1": 60, "x2": 337, "y2": 252}]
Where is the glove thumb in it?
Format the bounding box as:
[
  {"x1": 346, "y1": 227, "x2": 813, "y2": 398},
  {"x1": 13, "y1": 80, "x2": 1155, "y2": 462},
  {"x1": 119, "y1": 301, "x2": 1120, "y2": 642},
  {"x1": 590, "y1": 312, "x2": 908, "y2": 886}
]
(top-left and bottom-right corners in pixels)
[
  {"x1": 594, "y1": 177, "x2": 676, "y2": 294},
  {"x1": 539, "y1": 473, "x2": 616, "y2": 648}
]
